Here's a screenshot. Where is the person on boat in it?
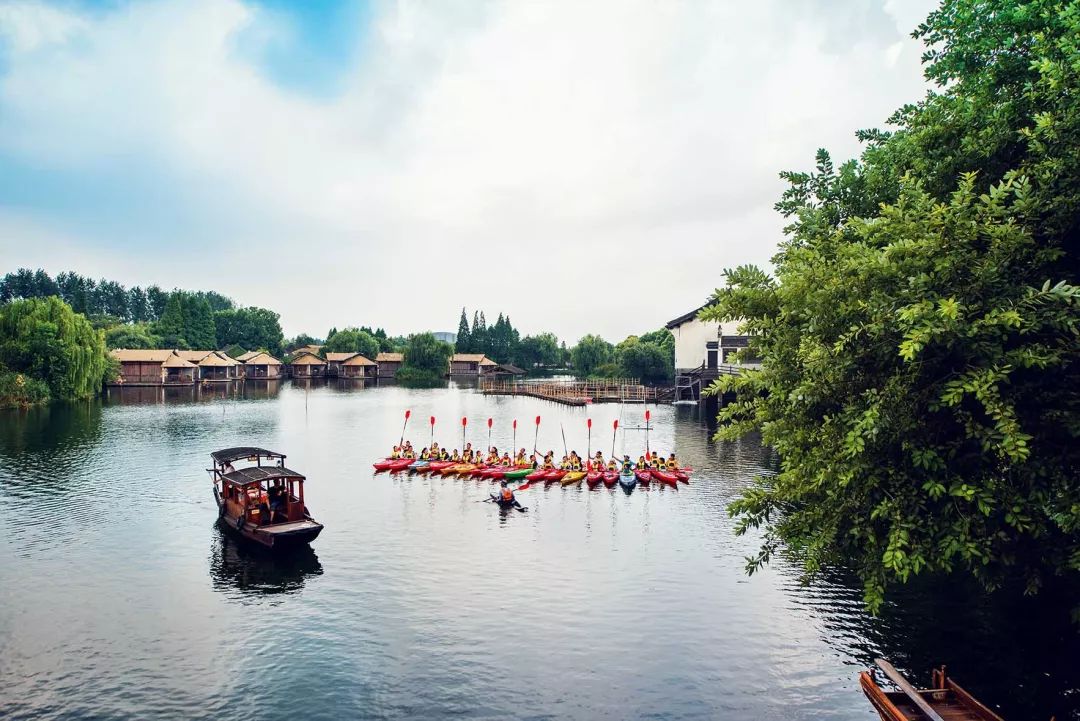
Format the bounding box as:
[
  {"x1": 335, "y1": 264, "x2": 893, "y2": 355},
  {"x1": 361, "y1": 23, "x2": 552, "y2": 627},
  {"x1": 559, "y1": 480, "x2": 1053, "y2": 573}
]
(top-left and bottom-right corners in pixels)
[
  {"x1": 637, "y1": 455, "x2": 648, "y2": 470},
  {"x1": 451, "y1": 448, "x2": 462, "y2": 462},
  {"x1": 431, "y1": 441, "x2": 440, "y2": 455},
  {"x1": 650, "y1": 454, "x2": 662, "y2": 470},
  {"x1": 621, "y1": 455, "x2": 633, "y2": 473},
  {"x1": 515, "y1": 448, "x2": 528, "y2": 466},
  {"x1": 493, "y1": 480, "x2": 521, "y2": 509},
  {"x1": 268, "y1": 482, "x2": 287, "y2": 520},
  {"x1": 223, "y1": 461, "x2": 236, "y2": 474},
  {"x1": 666, "y1": 453, "x2": 678, "y2": 471},
  {"x1": 462, "y1": 448, "x2": 473, "y2": 462},
  {"x1": 419, "y1": 447, "x2": 431, "y2": 461},
  {"x1": 499, "y1": 452, "x2": 511, "y2": 466},
  {"x1": 570, "y1": 455, "x2": 582, "y2": 472},
  {"x1": 528, "y1": 453, "x2": 539, "y2": 469},
  {"x1": 593, "y1": 451, "x2": 605, "y2": 470},
  {"x1": 607, "y1": 458, "x2": 618, "y2": 472},
  {"x1": 390, "y1": 446, "x2": 401, "y2": 460}
]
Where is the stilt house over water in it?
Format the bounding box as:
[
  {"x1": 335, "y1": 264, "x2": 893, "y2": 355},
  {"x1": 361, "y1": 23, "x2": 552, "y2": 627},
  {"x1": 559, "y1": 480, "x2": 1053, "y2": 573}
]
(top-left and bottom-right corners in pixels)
[{"x1": 666, "y1": 302, "x2": 759, "y2": 402}]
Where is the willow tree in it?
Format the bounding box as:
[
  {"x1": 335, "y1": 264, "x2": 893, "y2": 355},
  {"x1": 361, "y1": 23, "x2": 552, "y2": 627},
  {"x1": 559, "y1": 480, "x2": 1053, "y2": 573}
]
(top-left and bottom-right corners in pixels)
[
  {"x1": 0, "y1": 296, "x2": 114, "y2": 401},
  {"x1": 705, "y1": 0, "x2": 1080, "y2": 610}
]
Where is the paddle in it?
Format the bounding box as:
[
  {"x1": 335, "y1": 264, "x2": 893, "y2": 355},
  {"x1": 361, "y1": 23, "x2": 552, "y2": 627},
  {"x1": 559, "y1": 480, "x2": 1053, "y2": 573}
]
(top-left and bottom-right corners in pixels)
[
  {"x1": 587, "y1": 418, "x2": 592, "y2": 466},
  {"x1": 462, "y1": 416, "x2": 467, "y2": 452},
  {"x1": 611, "y1": 419, "x2": 618, "y2": 457},
  {"x1": 560, "y1": 423, "x2": 568, "y2": 458},
  {"x1": 399, "y1": 409, "x2": 411, "y2": 447},
  {"x1": 645, "y1": 409, "x2": 651, "y2": 455},
  {"x1": 487, "y1": 417, "x2": 493, "y2": 455},
  {"x1": 533, "y1": 415, "x2": 540, "y2": 457},
  {"x1": 512, "y1": 419, "x2": 517, "y2": 455},
  {"x1": 875, "y1": 659, "x2": 945, "y2": 721},
  {"x1": 429, "y1": 415, "x2": 435, "y2": 448}
]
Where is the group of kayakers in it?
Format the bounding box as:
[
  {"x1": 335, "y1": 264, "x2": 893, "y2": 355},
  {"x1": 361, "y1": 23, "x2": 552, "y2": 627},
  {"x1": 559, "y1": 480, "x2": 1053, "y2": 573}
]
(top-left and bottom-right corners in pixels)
[{"x1": 390, "y1": 441, "x2": 680, "y2": 475}]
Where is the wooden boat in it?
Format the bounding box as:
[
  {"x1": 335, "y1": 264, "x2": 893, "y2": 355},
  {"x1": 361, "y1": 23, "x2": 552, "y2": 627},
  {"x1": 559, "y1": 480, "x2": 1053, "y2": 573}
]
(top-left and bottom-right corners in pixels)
[
  {"x1": 861, "y1": 659, "x2": 1005, "y2": 721},
  {"x1": 210, "y1": 447, "x2": 323, "y2": 550}
]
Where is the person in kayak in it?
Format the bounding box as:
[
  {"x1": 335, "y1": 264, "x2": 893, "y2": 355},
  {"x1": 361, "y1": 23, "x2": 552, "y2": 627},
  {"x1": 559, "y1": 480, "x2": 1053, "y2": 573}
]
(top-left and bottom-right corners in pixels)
[
  {"x1": 515, "y1": 448, "x2": 529, "y2": 466},
  {"x1": 440, "y1": 448, "x2": 450, "y2": 461},
  {"x1": 451, "y1": 448, "x2": 462, "y2": 462},
  {"x1": 419, "y1": 447, "x2": 431, "y2": 461},
  {"x1": 592, "y1": 451, "x2": 605, "y2": 471},
  {"x1": 666, "y1": 453, "x2": 678, "y2": 471},
  {"x1": 607, "y1": 458, "x2": 619, "y2": 472},
  {"x1": 621, "y1": 455, "x2": 634, "y2": 473},
  {"x1": 390, "y1": 446, "x2": 401, "y2": 459},
  {"x1": 541, "y1": 454, "x2": 554, "y2": 470},
  {"x1": 500, "y1": 452, "x2": 512, "y2": 466},
  {"x1": 637, "y1": 455, "x2": 648, "y2": 470},
  {"x1": 491, "y1": 480, "x2": 523, "y2": 509}
]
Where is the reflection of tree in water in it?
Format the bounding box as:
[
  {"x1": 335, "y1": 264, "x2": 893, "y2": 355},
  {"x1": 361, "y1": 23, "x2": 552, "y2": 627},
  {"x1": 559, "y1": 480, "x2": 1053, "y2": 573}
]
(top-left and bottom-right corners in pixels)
[
  {"x1": 209, "y1": 526, "x2": 323, "y2": 600},
  {"x1": 0, "y1": 401, "x2": 104, "y2": 457},
  {"x1": 779, "y1": 563, "x2": 1080, "y2": 721}
]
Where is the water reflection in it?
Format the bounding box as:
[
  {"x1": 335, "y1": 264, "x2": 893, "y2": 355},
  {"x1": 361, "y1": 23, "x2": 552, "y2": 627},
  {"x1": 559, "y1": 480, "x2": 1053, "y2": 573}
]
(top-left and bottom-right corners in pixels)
[{"x1": 209, "y1": 526, "x2": 323, "y2": 600}]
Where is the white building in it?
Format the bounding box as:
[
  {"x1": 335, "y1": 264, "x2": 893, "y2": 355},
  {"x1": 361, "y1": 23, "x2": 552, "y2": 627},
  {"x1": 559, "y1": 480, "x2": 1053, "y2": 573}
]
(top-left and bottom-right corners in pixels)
[{"x1": 665, "y1": 304, "x2": 759, "y2": 374}]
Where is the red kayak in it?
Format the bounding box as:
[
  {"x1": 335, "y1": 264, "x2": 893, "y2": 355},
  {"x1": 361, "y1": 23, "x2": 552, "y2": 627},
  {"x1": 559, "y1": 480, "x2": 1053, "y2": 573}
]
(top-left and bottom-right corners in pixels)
[
  {"x1": 544, "y1": 469, "x2": 567, "y2": 481},
  {"x1": 427, "y1": 461, "x2": 455, "y2": 471},
  {"x1": 635, "y1": 470, "x2": 652, "y2": 484},
  {"x1": 525, "y1": 469, "x2": 547, "y2": 482},
  {"x1": 652, "y1": 469, "x2": 679, "y2": 487},
  {"x1": 602, "y1": 471, "x2": 618, "y2": 487},
  {"x1": 676, "y1": 467, "x2": 693, "y2": 483},
  {"x1": 485, "y1": 467, "x2": 509, "y2": 479},
  {"x1": 374, "y1": 458, "x2": 414, "y2": 472},
  {"x1": 373, "y1": 458, "x2": 396, "y2": 471},
  {"x1": 586, "y1": 471, "x2": 603, "y2": 487}
]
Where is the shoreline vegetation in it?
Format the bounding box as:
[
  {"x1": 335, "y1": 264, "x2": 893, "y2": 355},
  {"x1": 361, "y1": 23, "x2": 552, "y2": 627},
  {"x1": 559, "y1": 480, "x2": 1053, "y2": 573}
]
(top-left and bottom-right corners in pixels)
[{"x1": 0, "y1": 278, "x2": 676, "y2": 407}]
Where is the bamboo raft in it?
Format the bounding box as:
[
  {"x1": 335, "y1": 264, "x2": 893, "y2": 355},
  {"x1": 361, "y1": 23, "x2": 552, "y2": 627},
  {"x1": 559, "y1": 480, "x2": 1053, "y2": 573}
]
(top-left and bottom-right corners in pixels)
[{"x1": 480, "y1": 379, "x2": 662, "y2": 405}]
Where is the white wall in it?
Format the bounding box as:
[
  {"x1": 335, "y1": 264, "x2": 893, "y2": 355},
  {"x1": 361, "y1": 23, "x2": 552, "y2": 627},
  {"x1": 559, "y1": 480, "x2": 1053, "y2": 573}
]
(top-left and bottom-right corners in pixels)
[{"x1": 671, "y1": 317, "x2": 742, "y2": 371}]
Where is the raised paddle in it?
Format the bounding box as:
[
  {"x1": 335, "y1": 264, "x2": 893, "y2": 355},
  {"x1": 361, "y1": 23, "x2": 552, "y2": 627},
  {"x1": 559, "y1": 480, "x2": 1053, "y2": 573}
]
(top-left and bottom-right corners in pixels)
[
  {"x1": 462, "y1": 416, "x2": 467, "y2": 451},
  {"x1": 487, "y1": 417, "x2": 493, "y2": 454},
  {"x1": 645, "y1": 409, "x2": 651, "y2": 455},
  {"x1": 875, "y1": 659, "x2": 945, "y2": 721},
  {"x1": 611, "y1": 419, "x2": 618, "y2": 457},
  {"x1": 587, "y1": 418, "x2": 592, "y2": 462},
  {"x1": 399, "y1": 409, "x2": 411, "y2": 446},
  {"x1": 429, "y1": 415, "x2": 436, "y2": 447},
  {"x1": 533, "y1": 415, "x2": 540, "y2": 456},
  {"x1": 512, "y1": 419, "x2": 517, "y2": 454}
]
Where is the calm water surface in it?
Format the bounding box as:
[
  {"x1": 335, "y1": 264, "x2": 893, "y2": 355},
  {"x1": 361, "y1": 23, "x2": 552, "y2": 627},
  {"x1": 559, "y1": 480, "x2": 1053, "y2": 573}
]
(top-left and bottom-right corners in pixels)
[{"x1": 1, "y1": 381, "x2": 1076, "y2": 720}]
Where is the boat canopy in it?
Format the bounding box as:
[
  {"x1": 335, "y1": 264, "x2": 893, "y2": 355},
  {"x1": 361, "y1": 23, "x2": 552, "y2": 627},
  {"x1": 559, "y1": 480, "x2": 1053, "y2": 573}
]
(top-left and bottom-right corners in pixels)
[
  {"x1": 221, "y1": 466, "x2": 306, "y2": 486},
  {"x1": 211, "y1": 447, "x2": 285, "y2": 465}
]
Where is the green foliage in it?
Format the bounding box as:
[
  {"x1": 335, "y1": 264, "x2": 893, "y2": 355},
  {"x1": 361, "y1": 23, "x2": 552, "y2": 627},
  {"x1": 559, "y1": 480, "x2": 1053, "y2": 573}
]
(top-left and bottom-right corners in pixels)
[
  {"x1": 105, "y1": 323, "x2": 161, "y2": 350},
  {"x1": 615, "y1": 335, "x2": 674, "y2": 383},
  {"x1": 705, "y1": 0, "x2": 1080, "y2": 610},
  {"x1": 153, "y1": 291, "x2": 216, "y2": 349},
  {"x1": 0, "y1": 367, "x2": 51, "y2": 409},
  {"x1": 571, "y1": 334, "x2": 613, "y2": 376},
  {"x1": 456, "y1": 308, "x2": 471, "y2": 352},
  {"x1": 214, "y1": 307, "x2": 284, "y2": 356},
  {"x1": 324, "y1": 327, "x2": 380, "y2": 358},
  {"x1": 518, "y1": 332, "x2": 562, "y2": 368},
  {"x1": 0, "y1": 297, "x2": 114, "y2": 402},
  {"x1": 1, "y1": 268, "x2": 234, "y2": 322},
  {"x1": 400, "y1": 333, "x2": 453, "y2": 382}
]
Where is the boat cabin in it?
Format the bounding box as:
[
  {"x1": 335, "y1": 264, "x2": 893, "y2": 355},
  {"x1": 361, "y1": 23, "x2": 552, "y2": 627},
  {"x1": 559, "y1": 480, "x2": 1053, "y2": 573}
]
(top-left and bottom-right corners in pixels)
[{"x1": 209, "y1": 447, "x2": 322, "y2": 549}]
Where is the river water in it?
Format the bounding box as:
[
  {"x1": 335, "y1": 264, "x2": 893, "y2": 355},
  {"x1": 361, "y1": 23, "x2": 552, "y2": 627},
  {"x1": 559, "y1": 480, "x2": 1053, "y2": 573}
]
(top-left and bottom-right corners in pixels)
[{"x1": 0, "y1": 380, "x2": 1076, "y2": 720}]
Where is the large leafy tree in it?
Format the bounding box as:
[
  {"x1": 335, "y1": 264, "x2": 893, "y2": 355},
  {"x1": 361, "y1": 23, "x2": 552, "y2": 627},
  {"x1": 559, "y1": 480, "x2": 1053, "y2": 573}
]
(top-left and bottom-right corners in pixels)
[
  {"x1": 705, "y1": 0, "x2": 1080, "y2": 610},
  {"x1": 399, "y1": 333, "x2": 453, "y2": 385},
  {"x1": 571, "y1": 334, "x2": 613, "y2": 376},
  {"x1": 214, "y1": 307, "x2": 284, "y2": 355},
  {"x1": 323, "y1": 327, "x2": 379, "y2": 359},
  {"x1": 0, "y1": 297, "x2": 114, "y2": 401}
]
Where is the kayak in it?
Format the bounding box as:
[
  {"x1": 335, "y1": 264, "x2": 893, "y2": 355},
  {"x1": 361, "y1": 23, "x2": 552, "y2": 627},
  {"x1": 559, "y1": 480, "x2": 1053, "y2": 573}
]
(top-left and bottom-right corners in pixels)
[
  {"x1": 441, "y1": 463, "x2": 474, "y2": 475},
  {"x1": 382, "y1": 458, "x2": 414, "y2": 471},
  {"x1": 544, "y1": 469, "x2": 568, "y2": 482},
  {"x1": 586, "y1": 471, "x2": 603, "y2": 487},
  {"x1": 485, "y1": 467, "x2": 509, "y2": 480},
  {"x1": 635, "y1": 470, "x2": 652, "y2": 484},
  {"x1": 427, "y1": 461, "x2": 455, "y2": 471},
  {"x1": 504, "y1": 468, "x2": 531, "y2": 480},
  {"x1": 408, "y1": 460, "x2": 430, "y2": 471},
  {"x1": 602, "y1": 471, "x2": 618, "y2": 487},
  {"x1": 524, "y1": 469, "x2": 547, "y2": 482},
  {"x1": 676, "y1": 468, "x2": 692, "y2": 483},
  {"x1": 489, "y1": 493, "x2": 526, "y2": 512},
  {"x1": 373, "y1": 459, "x2": 396, "y2": 471},
  {"x1": 652, "y1": 469, "x2": 679, "y2": 486},
  {"x1": 618, "y1": 470, "x2": 637, "y2": 488},
  {"x1": 561, "y1": 471, "x2": 586, "y2": 486}
]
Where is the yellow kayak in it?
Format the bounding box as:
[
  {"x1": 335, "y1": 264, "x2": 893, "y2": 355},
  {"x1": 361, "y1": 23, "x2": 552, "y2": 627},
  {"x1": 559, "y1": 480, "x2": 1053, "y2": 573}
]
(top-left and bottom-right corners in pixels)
[
  {"x1": 561, "y1": 471, "x2": 586, "y2": 486},
  {"x1": 440, "y1": 463, "x2": 475, "y2": 475}
]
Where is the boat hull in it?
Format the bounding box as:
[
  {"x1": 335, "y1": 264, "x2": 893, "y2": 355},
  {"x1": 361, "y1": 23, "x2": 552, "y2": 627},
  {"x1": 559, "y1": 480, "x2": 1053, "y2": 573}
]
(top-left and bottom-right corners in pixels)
[{"x1": 215, "y1": 490, "x2": 322, "y2": 550}]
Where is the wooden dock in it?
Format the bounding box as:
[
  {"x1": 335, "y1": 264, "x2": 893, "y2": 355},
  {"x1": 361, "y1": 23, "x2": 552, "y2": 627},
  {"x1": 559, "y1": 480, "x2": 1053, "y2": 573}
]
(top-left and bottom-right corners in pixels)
[{"x1": 480, "y1": 378, "x2": 666, "y2": 405}]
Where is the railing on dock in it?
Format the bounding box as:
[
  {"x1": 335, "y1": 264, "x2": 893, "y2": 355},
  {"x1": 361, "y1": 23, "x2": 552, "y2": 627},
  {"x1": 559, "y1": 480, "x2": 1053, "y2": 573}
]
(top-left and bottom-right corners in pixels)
[{"x1": 480, "y1": 378, "x2": 666, "y2": 405}]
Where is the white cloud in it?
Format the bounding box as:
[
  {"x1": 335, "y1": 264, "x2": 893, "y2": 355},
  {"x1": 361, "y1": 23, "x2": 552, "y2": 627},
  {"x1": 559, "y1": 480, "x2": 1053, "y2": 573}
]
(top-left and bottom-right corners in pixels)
[{"x1": 0, "y1": 0, "x2": 933, "y2": 340}]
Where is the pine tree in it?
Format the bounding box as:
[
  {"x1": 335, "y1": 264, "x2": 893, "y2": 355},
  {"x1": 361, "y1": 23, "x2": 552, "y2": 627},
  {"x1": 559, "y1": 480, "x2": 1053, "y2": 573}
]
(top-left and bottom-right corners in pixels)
[
  {"x1": 456, "y1": 308, "x2": 471, "y2": 352},
  {"x1": 157, "y1": 292, "x2": 186, "y2": 347}
]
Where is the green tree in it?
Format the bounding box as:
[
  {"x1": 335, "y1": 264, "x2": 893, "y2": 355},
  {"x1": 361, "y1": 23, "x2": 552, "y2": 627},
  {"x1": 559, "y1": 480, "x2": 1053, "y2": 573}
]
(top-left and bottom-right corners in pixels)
[
  {"x1": 703, "y1": 0, "x2": 1080, "y2": 611},
  {"x1": 105, "y1": 323, "x2": 161, "y2": 350},
  {"x1": 398, "y1": 332, "x2": 453, "y2": 385},
  {"x1": 184, "y1": 295, "x2": 217, "y2": 349},
  {"x1": 323, "y1": 327, "x2": 379, "y2": 359},
  {"x1": 571, "y1": 334, "x2": 613, "y2": 376},
  {"x1": 0, "y1": 297, "x2": 114, "y2": 401},
  {"x1": 616, "y1": 337, "x2": 673, "y2": 383},
  {"x1": 214, "y1": 307, "x2": 284, "y2": 355},
  {"x1": 155, "y1": 292, "x2": 186, "y2": 347},
  {"x1": 285, "y1": 334, "x2": 322, "y2": 353},
  {"x1": 518, "y1": 332, "x2": 561, "y2": 368},
  {"x1": 456, "y1": 308, "x2": 471, "y2": 352}
]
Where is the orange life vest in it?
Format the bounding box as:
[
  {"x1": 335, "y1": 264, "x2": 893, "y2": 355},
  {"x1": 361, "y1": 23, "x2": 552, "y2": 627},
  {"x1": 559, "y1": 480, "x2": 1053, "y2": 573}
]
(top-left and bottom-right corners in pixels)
[{"x1": 501, "y1": 488, "x2": 513, "y2": 502}]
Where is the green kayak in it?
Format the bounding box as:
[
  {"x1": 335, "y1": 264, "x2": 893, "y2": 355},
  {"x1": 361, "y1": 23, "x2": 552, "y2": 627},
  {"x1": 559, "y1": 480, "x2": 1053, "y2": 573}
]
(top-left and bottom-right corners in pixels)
[{"x1": 503, "y1": 468, "x2": 531, "y2": 480}]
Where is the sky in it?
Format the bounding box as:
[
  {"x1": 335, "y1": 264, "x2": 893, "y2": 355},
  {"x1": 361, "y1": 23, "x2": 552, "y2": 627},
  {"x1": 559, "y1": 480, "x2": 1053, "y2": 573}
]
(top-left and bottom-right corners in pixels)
[{"x1": 0, "y1": 0, "x2": 938, "y2": 341}]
